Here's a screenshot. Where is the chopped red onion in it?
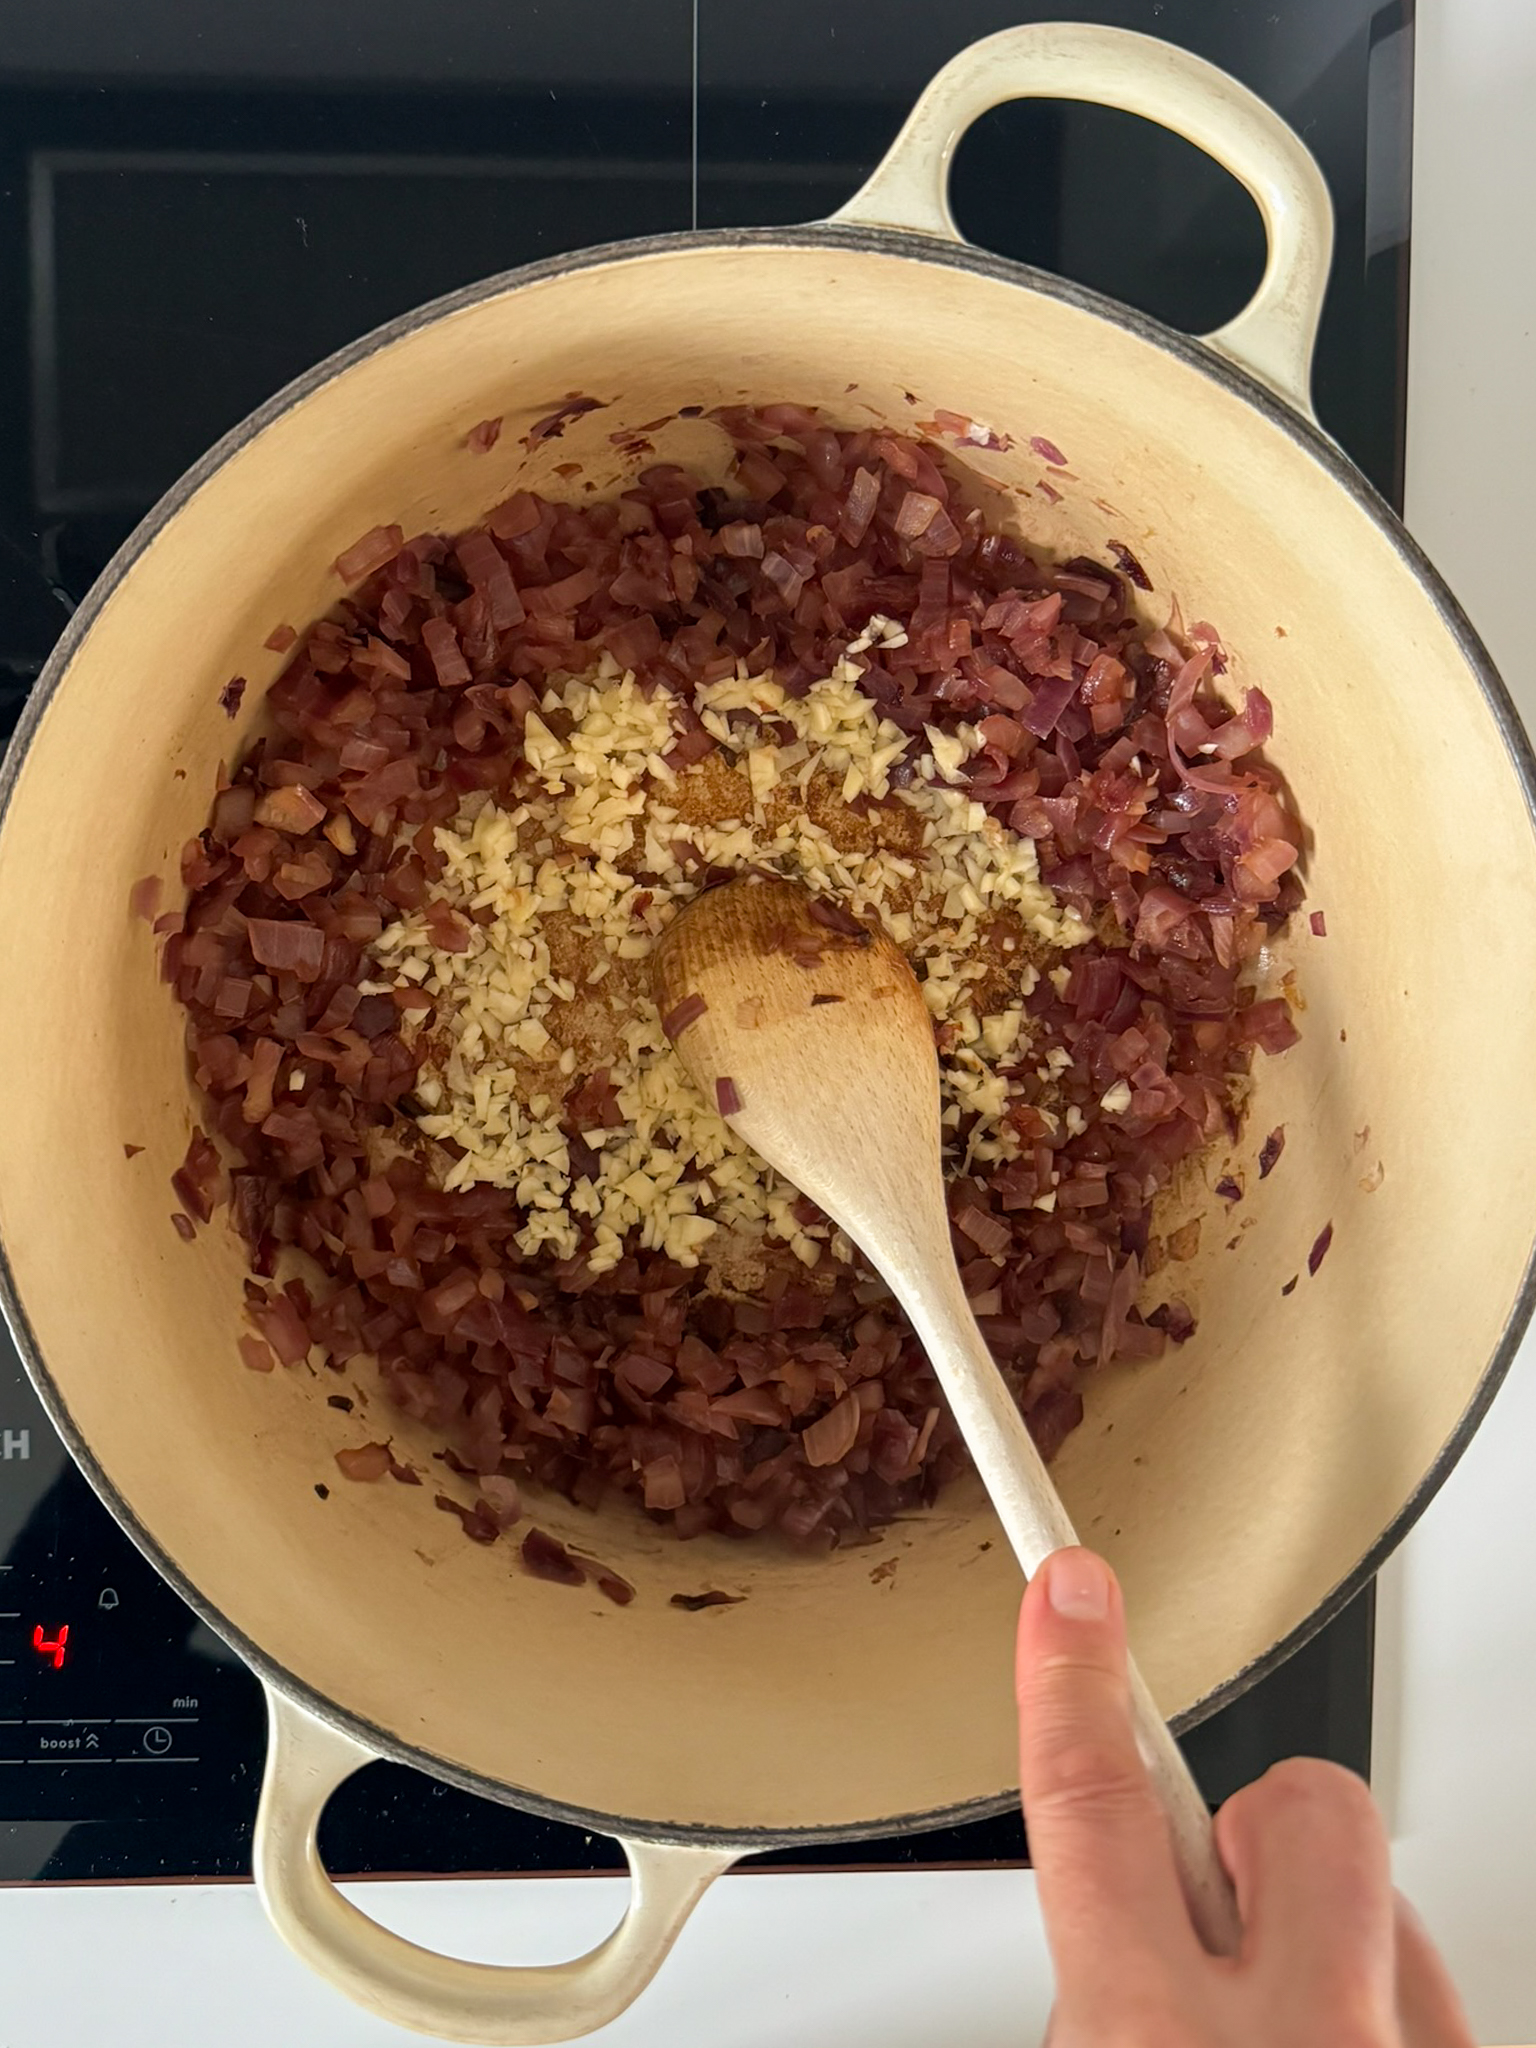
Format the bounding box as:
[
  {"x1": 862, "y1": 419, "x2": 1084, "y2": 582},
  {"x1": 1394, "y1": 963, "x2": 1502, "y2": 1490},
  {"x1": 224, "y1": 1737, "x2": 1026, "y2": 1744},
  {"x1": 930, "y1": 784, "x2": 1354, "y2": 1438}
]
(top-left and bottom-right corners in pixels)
[
  {"x1": 435, "y1": 1493, "x2": 500, "y2": 1543},
  {"x1": 661, "y1": 993, "x2": 708, "y2": 1040},
  {"x1": 1106, "y1": 540, "x2": 1152, "y2": 590},
  {"x1": 1148, "y1": 1299, "x2": 1196, "y2": 1344},
  {"x1": 720, "y1": 521, "x2": 765, "y2": 559},
  {"x1": 246, "y1": 918, "x2": 326, "y2": 980},
  {"x1": 254, "y1": 785, "x2": 326, "y2": 835},
  {"x1": 422, "y1": 617, "x2": 472, "y2": 688},
  {"x1": 838, "y1": 466, "x2": 879, "y2": 546},
  {"x1": 1021, "y1": 672, "x2": 1077, "y2": 738},
  {"x1": 171, "y1": 1127, "x2": 220, "y2": 1224},
  {"x1": 523, "y1": 394, "x2": 605, "y2": 449},
  {"x1": 455, "y1": 531, "x2": 525, "y2": 630},
  {"x1": 592, "y1": 1566, "x2": 635, "y2": 1607},
  {"x1": 806, "y1": 896, "x2": 868, "y2": 940},
  {"x1": 801, "y1": 1391, "x2": 860, "y2": 1468},
  {"x1": 760, "y1": 551, "x2": 805, "y2": 607},
  {"x1": 334, "y1": 524, "x2": 404, "y2": 583},
  {"x1": 955, "y1": 1202, "x2": 1011, "y2": 1259},
  {"x1": 335, "y1": 1442, "x2": 392, "y2": 1481},
  {"x1": 129, "y1": 874, "x2": 162, "y2": 922},
  {"x1": 171, "y1": 400, "x2": 1305, "y2": 1560}
]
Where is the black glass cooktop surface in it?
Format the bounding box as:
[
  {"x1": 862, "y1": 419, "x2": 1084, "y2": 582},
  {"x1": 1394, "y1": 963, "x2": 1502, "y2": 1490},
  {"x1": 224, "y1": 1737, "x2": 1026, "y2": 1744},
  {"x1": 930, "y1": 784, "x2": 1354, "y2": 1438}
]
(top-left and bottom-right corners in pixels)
[{"x1": 0, "y1": 0, "x2": 1404, "y2": 1884}]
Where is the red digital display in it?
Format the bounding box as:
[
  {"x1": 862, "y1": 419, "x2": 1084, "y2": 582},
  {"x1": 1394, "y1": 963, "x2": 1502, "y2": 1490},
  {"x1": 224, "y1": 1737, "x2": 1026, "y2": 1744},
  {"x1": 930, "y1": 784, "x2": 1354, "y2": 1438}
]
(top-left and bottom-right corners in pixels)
[{"x1": 31, "y1": 1624, "x2": 69, "y2": 1669}]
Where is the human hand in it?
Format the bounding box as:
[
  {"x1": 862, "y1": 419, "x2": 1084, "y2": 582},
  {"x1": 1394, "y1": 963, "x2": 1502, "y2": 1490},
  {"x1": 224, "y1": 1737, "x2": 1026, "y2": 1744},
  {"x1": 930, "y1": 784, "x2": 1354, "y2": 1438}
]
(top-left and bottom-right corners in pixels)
[{"x1": 1016, "y1": 1547, "x2": 1475, "y2": 2046}]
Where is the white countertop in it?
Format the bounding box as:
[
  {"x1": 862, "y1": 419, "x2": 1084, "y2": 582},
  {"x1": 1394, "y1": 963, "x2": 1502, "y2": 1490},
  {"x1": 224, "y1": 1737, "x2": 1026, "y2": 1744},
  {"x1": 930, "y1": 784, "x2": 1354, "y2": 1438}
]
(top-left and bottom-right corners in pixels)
[
  {"x1": 1369, "y1": 10, "x2": 1536, "y2": 2039},
  {"x1": 6, "y1": 1, "x2": 1536, "y2": 2042}
]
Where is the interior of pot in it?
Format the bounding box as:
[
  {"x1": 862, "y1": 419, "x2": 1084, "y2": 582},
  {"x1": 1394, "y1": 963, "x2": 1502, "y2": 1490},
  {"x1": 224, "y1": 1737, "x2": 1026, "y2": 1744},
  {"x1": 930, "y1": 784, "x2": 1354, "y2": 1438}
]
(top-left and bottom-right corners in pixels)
[{"x1": 1, "y1": 235, "x2": 1534, "y2": 1842}]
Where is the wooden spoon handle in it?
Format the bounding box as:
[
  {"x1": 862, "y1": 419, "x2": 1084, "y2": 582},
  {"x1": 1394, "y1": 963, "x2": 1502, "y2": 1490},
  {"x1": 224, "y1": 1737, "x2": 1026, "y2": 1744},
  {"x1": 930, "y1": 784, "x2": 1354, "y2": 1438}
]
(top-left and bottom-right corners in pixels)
[{"x1": 896, "y1": 1260, "x2": 1242, "y2": 1956}]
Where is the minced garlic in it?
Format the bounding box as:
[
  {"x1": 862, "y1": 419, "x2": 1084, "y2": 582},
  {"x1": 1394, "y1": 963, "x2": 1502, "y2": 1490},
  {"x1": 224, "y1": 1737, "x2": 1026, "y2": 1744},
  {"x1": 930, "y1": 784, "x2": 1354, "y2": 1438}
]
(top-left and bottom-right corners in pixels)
[{"x1": 370, "y1": 650, "x2": 1090, "y2": 1280}]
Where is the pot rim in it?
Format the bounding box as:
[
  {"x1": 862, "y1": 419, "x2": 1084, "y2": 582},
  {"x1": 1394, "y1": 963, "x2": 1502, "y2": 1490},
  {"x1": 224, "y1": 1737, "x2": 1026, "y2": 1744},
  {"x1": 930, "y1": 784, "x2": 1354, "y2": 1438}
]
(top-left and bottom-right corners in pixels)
[{"x1": 3, "y1": 222, "x2": 1534, "y2": 1853}]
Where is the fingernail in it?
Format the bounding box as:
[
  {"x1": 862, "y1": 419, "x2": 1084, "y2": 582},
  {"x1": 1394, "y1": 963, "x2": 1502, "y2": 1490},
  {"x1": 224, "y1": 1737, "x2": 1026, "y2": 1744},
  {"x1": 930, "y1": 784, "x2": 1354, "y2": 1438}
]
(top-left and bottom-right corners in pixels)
[{"x1": 1046, "y1": 1548, "x2": 1111, "y2": 1621}]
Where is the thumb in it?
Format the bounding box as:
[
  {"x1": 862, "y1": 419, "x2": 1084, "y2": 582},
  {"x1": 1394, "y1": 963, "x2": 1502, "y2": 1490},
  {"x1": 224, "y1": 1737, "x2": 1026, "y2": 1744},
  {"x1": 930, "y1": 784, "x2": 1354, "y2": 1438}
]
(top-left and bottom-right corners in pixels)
[{"x1": 1017, "y1": 1549, "x2": 1196, "y2": 1980}]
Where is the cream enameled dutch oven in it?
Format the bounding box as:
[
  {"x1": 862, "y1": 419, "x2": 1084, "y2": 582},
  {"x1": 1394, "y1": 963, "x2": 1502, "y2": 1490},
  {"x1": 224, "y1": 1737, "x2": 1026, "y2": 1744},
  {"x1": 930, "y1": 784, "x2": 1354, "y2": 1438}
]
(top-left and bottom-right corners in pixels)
[{"x1": 2, "y1": 24, "x2": 1535, "y2": 2045}]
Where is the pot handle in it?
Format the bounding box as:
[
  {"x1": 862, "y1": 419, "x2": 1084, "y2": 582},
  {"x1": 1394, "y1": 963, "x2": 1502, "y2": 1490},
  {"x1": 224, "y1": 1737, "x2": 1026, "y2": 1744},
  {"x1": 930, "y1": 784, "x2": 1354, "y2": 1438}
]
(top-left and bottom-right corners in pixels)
[
  {"x1": 253, "y1": 1686, "x2": 737, "y2": 2045},
  {"x1": 829, "y1": 22, "x2": 1333, "y2": 419}
]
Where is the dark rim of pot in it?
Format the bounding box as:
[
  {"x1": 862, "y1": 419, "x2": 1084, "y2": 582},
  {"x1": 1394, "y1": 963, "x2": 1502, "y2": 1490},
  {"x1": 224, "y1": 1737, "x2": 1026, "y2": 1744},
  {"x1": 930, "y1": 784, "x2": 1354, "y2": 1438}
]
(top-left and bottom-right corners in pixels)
[{"x1": 2, "y1": 224, "x2": 1534, "y2": 1857}]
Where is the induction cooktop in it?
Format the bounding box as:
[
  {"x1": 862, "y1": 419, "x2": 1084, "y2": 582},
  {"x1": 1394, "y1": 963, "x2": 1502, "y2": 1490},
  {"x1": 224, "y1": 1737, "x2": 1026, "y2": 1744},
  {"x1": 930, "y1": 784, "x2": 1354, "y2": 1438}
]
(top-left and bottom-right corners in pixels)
[{"x1": 0, "y1": 0, "x2": 1406, "y2": 1885}]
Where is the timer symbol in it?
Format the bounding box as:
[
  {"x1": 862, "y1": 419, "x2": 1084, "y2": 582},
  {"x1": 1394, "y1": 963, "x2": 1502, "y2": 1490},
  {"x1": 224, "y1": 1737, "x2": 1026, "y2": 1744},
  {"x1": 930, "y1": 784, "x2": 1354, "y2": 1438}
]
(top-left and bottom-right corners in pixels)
[{"x1": 142, "y1": 1725, "x2": 173, "y2": 1755}]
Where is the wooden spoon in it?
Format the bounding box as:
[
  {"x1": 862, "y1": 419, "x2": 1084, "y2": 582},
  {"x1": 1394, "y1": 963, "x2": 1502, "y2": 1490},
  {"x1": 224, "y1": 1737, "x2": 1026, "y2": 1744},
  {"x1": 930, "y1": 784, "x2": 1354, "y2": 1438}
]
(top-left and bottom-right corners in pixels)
[{"x1": 652, "y1": 873, "x2": 1239, "y2": 1955}]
